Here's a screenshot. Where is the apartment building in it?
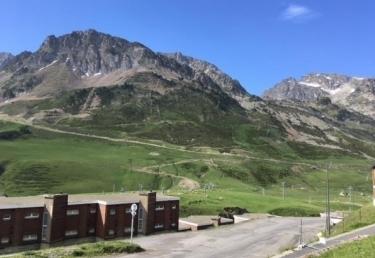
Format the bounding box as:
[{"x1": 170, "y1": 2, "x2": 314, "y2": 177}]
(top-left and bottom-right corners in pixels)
[{"x1": 0, "y1": 192, "x2": 179, "y2": 249}]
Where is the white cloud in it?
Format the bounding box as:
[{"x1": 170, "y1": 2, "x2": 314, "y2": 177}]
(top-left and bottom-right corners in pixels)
[{"x1": 281, "y1": 4, "x2": 316, "y2": 21}]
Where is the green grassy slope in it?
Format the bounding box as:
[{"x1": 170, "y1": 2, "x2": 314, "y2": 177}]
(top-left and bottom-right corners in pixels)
[
  {"x1": 315, "y1": 235, "x2": 375, "y2": 258},
  {"x1": 0, "y1": 120, "x2": 373, "y2": 217},
  {"x1": 330, "y1": 204, "x2": 375, "y2": 236}
]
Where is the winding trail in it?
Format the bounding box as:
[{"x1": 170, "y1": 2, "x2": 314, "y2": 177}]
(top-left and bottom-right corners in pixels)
[{"x1": 0, "y1": 113, "x2": 318, "y2": 168}]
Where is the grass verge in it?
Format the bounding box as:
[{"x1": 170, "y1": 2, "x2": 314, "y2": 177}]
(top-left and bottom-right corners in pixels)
[
  {"x1": 314, "y1": 235, "x2": 375, "y2": 258},
  {"x1": 330, "y1": 204, "x2": 375, "y2": 236},
  {"x1": 11, "y1": 241, "x2": 144, "y2": 258}
]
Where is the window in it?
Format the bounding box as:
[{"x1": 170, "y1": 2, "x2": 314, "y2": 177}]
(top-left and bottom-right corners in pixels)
[
  {"x1": 138, "y1": 207, "x2": 143, "y2": 232},
  {"x1": 23, "y1": 234, "x2": 38, "y2": 241},
  {"x1": 172, "y1": 205, "x2": 177, "y2": 210},
  {"x1": 65, "y1": 230, "x2": 78, "y2": 236},
  {"x1": 66, "y1": 209, "x2": 79, "y2": 216},
  {"x1": 1, "y1": 237, "x2": 9, "y2": 244},
  {"x1": 155, "y1": 204, "x2": 164, "y2": 211},
  {"x1": 125, "y1": 207, "x2": 131, "y2": 214},
  {"x1": 124, "y1": 227, "x2": 132, "y2": 233},
  {"x1": 42, "y1": 211, "x2": 49, "y2": 241},
  {"x1": 154, "y1": 224, "x2": 164, "y2": 229},
  {"x1": 24, "y1": 212, "x2": 39, "y2": 219},
  {"x1": 108, "y1": 229, "x2": 115, "y2": 236},
  {"x1": 2, "y1": 214, "x2": 11, "y2": 221},
  {"x1": 42, "y1": 211, "x2": 49, "y2": 227},
  {"x1": 109, "y1": 208, "x2": 116, "y2": 215},
  {"x1": 90, "y1": 208, "x2": 97, "y2": 214},
  {"x1": 88, "y1": 228, "x2": 95, "y2": 234}
]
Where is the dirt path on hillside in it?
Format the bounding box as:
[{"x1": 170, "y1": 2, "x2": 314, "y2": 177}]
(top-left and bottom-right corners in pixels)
[
  {"x1": 134, "y1": 159, "x2": 204, "y2": 190},
  {"x1": 0, "y1": 113, "x2": 333, "y2": 171}
]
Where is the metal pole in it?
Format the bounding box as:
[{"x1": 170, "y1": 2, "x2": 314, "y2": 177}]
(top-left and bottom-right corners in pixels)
[
  {"x1": 129, "y1": 159, "x2": 133, "y2": 173},
  {"x1": 348, "y1": 186, "x2": 353, "y2": 212},
  {"x1": 299, "y1": 218, "x2": 303, "y2": 246},
  {"x1": 326, "y1": 163, "x2": 331, "y2": 236},
  {"x1": 282, "y1": 182, "x2": 285, "y2": 200},
  {"x1": 130, "y1": 213, "x2": 134, "y2": 243}
]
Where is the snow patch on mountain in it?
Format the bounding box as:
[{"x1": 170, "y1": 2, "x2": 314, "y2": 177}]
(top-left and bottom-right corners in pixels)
[
  {"x1": 299, "y1": 81, "x2": 321, "y2": 88},
  {"x1": 38, "y1": 60, "x2": 58, "y2": 71}
]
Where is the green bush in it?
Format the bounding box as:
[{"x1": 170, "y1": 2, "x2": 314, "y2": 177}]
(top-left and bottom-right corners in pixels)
[
  {"x1": 268, "y1": 207, "x2": 320, "y2": 217},
  {"x1": 71, "y1": 249, "x2": 85, "y2": 256}
]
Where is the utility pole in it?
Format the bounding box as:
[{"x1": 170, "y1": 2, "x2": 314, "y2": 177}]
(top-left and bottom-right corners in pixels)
[
  {"x1": 348, "y1": 186, "x2": 353, "y2": 212},
  {"x1": 282, "y1": 182, "x2": 286, "y2": 200},
  {"x1": 325, "y1": 163, "x2": 331, "y2": 236},
  {"x1": 299, "y1": 218, "x2": 303, "y2": 246},
  {"x1": 129, "y1": 159, "x2": 133, "y2": 173}
]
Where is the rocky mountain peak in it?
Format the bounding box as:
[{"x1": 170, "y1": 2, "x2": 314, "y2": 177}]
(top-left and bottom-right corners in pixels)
[
  {"x1": 263, "y1": 73, "x2": 375, "y2": 119},
  {"x1": 0, "y1": 30, "x2": 253, "y2": 103},
  {"x1": 300, "y1": 73, "x2": 351, "y2": 90},
  {"x1": 163, "y1": 52, "x2": 248, "y2": 97},
  {"x1": 0, "y1": 52, "x2": 14, "y2": 68},
  {"x1": 2, "y1": 29, "x2": 158, "y2": 76}
]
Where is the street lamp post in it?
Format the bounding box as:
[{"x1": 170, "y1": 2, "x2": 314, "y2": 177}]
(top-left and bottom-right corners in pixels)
[{"x1": 130, "y1": 203, "x2": 137, "y2": 243}]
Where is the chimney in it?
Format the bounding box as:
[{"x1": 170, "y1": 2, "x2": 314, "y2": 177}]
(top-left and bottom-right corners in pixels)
[
  {"x1": 43, "y1": 194, "x2": 68, "y2": 243},
  {"x1": 138, "y1": 191, "x2": 156, "y2": 235}
]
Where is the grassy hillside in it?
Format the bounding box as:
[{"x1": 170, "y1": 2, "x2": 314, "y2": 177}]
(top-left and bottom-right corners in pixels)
[
  {"x1": 0, "y1": 120, "x2": 373, "y2": 217},
  {"x1": 330, "y1": 204, "x2": 375, "y2": 236},
  {"x1": 315, "y1": 235, "x2": 375, "y2": 258}
]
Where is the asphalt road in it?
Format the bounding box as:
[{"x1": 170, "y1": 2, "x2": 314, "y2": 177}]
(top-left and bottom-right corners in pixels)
[
  {"x1": 281, "y1": 223, "x2": 375, "y2": 258},
  {"x1": 119, "y1": 217, "x2": 325, "y2": 258}
]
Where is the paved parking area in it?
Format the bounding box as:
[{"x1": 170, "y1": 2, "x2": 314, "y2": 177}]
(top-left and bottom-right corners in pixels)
[{"x1": 119, "y1": 217, "x2": 325, "y2": 258}]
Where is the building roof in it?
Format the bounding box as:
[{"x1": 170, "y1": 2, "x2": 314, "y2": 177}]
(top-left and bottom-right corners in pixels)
[{"x1": 0, "y1": 192, "x2": 179, "y2": 209}]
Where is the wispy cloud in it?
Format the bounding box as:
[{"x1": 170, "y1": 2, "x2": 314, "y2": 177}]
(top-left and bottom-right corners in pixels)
[{"x1": 281, "y1": 4, "x2": 317, "y2": 21}]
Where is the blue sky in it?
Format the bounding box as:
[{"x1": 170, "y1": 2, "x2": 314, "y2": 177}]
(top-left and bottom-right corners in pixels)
[{"x1": 1, "y1": 0, "x2": 374, "y2": 95}]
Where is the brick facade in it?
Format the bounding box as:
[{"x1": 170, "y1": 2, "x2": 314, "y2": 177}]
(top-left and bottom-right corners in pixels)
[{"x1": 0, "y1": 192, "x2": 179, "y2": 250}]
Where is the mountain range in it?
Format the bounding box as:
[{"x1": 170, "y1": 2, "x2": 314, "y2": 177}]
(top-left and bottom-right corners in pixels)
[
  {"x1": 0, "y1": 29, "x2": 374, "y2": 160},
  {"x1": 263, "y1": 73, "x2": 375, "y2": 119}
]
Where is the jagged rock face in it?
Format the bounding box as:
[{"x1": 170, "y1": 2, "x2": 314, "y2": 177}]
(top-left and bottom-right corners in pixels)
[
  {"x1": 263, "y1": 73, "x2": 375, "y2": 119},
  {"x1": 3, "y1": 30, "x2": 191, "y2": 77},
  {"x1": 163, "y1": 52, "x2": 248, "y2": 98},
  {"x1": 0, "y1": 52, "x2": 14, "y2": 68},
  {"x1": 263, "y1": 77, "x2": 326, "y2": 101},
  {"x1": 0, "y1": 29, "x2": 251, "y2": 101}
]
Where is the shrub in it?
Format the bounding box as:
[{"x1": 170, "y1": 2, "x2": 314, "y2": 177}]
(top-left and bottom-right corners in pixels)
[
  {"x1": 71, "y1": 249, "x2": 85, "y2": 256},
  {"x1": 268, "y1": 207, "x2": 320, "y2": 217}
]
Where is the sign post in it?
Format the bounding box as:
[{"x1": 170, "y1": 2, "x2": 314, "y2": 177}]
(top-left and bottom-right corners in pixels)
[{"x1": 130, "y1": 203, "x2": 137, "y2": 243}]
